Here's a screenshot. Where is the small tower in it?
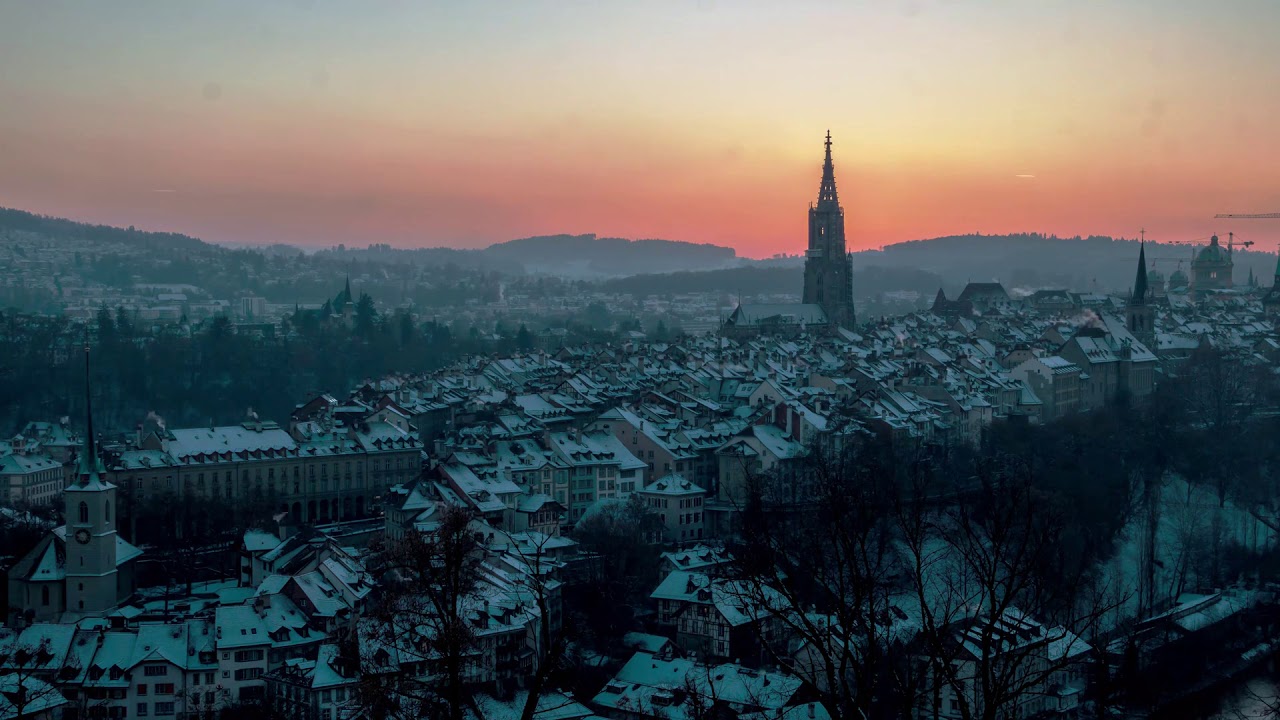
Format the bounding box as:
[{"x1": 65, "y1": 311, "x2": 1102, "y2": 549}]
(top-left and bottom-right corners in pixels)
[
  {"x1": 64, "y1": 343, "x2": 120, "y2": 614},
  {"x1": 1126, "y1": 241, "x2": 1155, "y2": 348}
]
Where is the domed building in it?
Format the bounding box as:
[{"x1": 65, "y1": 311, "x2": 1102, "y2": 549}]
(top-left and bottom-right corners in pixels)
[
  {"x1": 1168, "y1": 266, "x2": 1190, "y2": 293},
  {"x1": 1192, "y1": 234, "x2": 1233, "y2": 293},
  {"x1": 1148, "y1": 268, "x2": 1167, "y2": 299}
]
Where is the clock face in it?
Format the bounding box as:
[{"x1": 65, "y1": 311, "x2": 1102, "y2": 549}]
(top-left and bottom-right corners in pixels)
[{"x1": 75, "y1": 528, "x2": 91, "y2": 545}]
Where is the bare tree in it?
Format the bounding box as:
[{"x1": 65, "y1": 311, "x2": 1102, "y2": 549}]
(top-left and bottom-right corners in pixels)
[
  {"x1": 899, "y1": 454, "x2": 1126, "y2": 720},
  {"x1": 573, "y1": 495, "x2": 664, "y2": 640},
  {"x1": 182, "y1": 684, "x2": 232, "y2": 720},
  {"x1": 354, "y1": 504, "x2": 483, "y2": 720},
  {"x1": 724, "y1": 436, "x2": 905, "y2": 720},
  {"x1": 0, "y1": 637, "x2": 72, "y2": 719},
  {"x1": 501, "y1": 531, "x2": 578, "y2": 720}
]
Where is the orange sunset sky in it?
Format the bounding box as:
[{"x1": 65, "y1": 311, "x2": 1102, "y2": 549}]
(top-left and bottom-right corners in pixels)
[{"x1": 2, "y1": 1, "x2": 1280, "y2": 258}]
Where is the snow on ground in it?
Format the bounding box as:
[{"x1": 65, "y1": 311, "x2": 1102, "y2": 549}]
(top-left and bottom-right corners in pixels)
[{"x1": 1097, "y1": 474, "x2": 1276, "y2": 630}]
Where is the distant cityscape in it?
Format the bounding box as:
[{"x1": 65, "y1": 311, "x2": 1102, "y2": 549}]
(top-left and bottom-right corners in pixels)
[{"x1": 2, "y1": 137, "x2": 1280, "y2": 720}]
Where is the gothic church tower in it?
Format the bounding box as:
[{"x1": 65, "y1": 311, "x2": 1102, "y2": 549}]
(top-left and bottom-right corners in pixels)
[
  {"x1": 64, "y1": 345, "x2": 120, "y2": 614},
  {"x1": 802, "y1": 131, "x2": 856, "y2": 328},
  {"x1": 1126, "y1": 241, "x2": 1155, "y2": 348}
]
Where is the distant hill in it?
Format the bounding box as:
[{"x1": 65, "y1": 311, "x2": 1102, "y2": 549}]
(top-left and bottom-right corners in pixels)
[
  {"x1": 3, "y1": 206, "x2": 1274, "y2": 294},
  {"x1": 855, "y1": 233, "x2": 1278, "y2": 295},
  {"x1": 0, "y1": 207, "x2": 214, "y2": 255},
  {"x1": 483, "y1": 234, "x2": 738, "y2": 277},
  {"x1": 598, "y1": 233, "x2": 1280, "y2": 299},
  {"x1": 0, "y1": 208, "x2": 742, "y2": 279},
  {"x1": 308, "y1": 233, "x2": 741, "y2": 278}
]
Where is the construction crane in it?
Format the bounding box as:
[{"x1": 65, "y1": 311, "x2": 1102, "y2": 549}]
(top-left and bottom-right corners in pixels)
[
  {"x1": 1215, "y1": 213, "x2": 1280, "y2": 219},
  {"x1": 1166, "y1": 232, "x2": 1253, "y2": 253}
]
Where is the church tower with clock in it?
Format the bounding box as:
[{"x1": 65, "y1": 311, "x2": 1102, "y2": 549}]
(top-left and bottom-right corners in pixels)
[
  {"x1": 64, "y1": 345, "x2": 120, "y2": 614},
  {"x1": 6, "y1": 345, "x2": 139, "y2": 622}
]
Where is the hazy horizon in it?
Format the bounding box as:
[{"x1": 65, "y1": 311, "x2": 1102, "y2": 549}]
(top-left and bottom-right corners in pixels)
[{"x1": 4, "y1": 1, "x2": 1280, "y2": 256}]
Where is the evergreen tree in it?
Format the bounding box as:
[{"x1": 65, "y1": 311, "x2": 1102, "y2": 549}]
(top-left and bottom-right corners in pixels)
[
  {"x1": 516, "y1": 323, "x2": 534, "y2": 350},
  {"x1": 95, "y1": 304, "x2": 115, "y2": 343},
  {"x1": 355, "y1": 293, "x2": 377, "y2": 338},
  {"x1": 115, "y1": 306, "x2": 133, "y2": 337},
  {"x1": 397, "y1": 311, "x2": 415, "y2": 347}
]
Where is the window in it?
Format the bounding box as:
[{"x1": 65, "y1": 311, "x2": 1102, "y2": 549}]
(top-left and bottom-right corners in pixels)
[
  {"x1": 138, "y1": 684, "x2": 148, "y2": 695},
  {"x1": 78, "y1": 501, "x2": 88, "y2": 524},
  {"x1": 104, "y1": 500, "x2": 110, "y2": 521},
  {"x1": 41, "y1": 585, "x2": 49, "y2": 605},
  {"x1": 234, "y1": 668, "x2": 263, "y2": 681},
  {"x1": 155, "y1": 701, "x2": 175, "y2": 716},
  {"x1": 322, "y1": 690, "x2": 332, "y2": 702},
  {"x1": 137, "y1": 703, "x2": 148, "y2": 717},
  {"x1": 145, "y1": 665, "x2": 167, "y2": 676}
]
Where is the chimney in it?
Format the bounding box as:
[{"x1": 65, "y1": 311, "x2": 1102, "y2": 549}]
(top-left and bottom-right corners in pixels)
[{"x1": 276, "y1": 511, "x2": 297, "y2": 542}]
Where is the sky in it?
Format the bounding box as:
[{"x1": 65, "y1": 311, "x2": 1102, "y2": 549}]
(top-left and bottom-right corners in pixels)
[{"x1": 2, "y1": 0, "x2": 1280, "y2": 259}]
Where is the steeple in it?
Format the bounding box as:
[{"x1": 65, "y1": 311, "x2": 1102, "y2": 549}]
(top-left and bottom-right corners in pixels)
[
  {"x1": 1127, "y1": 240, "x2": 1155, "y2": 346},
  {"x1": 803, "y1": 129, "x2": 856, "y2": 329},
  {"x1": 1132, "y1": 241, "x2": 1149, "y2": 306},
  {"x1": 78, "y1": 342, "x2": 104, "y2": 484},
  {"x1": 816, "y1": 130, "x2": 839, "y2": 210}
]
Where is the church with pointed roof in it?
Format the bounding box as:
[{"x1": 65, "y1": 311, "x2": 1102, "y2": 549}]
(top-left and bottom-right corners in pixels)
[
  {"x1": 7, "y1": 346, "x2": 142, "y2": 624},
  {"x1": 1126, "y1": 241, "x2": 1155, "y2": 348},
  {"x1": 723, "y1": 132, "x2": 857, "y2": 337}
]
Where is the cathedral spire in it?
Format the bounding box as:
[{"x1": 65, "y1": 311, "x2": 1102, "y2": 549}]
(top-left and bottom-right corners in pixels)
[
  {"x1": 1132, "y1": 241, "x2": 1149, "y2": 305},
  {"x1": 817, "y1": 130, "x2": 839, "y2": 209}
]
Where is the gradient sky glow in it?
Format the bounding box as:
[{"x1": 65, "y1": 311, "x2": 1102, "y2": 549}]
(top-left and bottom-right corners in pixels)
[{"x1": 3, "y1": 0, "x2": 1280, "y2": 258}]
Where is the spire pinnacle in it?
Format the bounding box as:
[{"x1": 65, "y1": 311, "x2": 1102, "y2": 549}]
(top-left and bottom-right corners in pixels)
[
  {"x1": 816, "y1": 131, "x2": 839, "y2": 209},
  {"x1": 1133, "y1": 240, "x2": 1149, "y2": 306}
]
